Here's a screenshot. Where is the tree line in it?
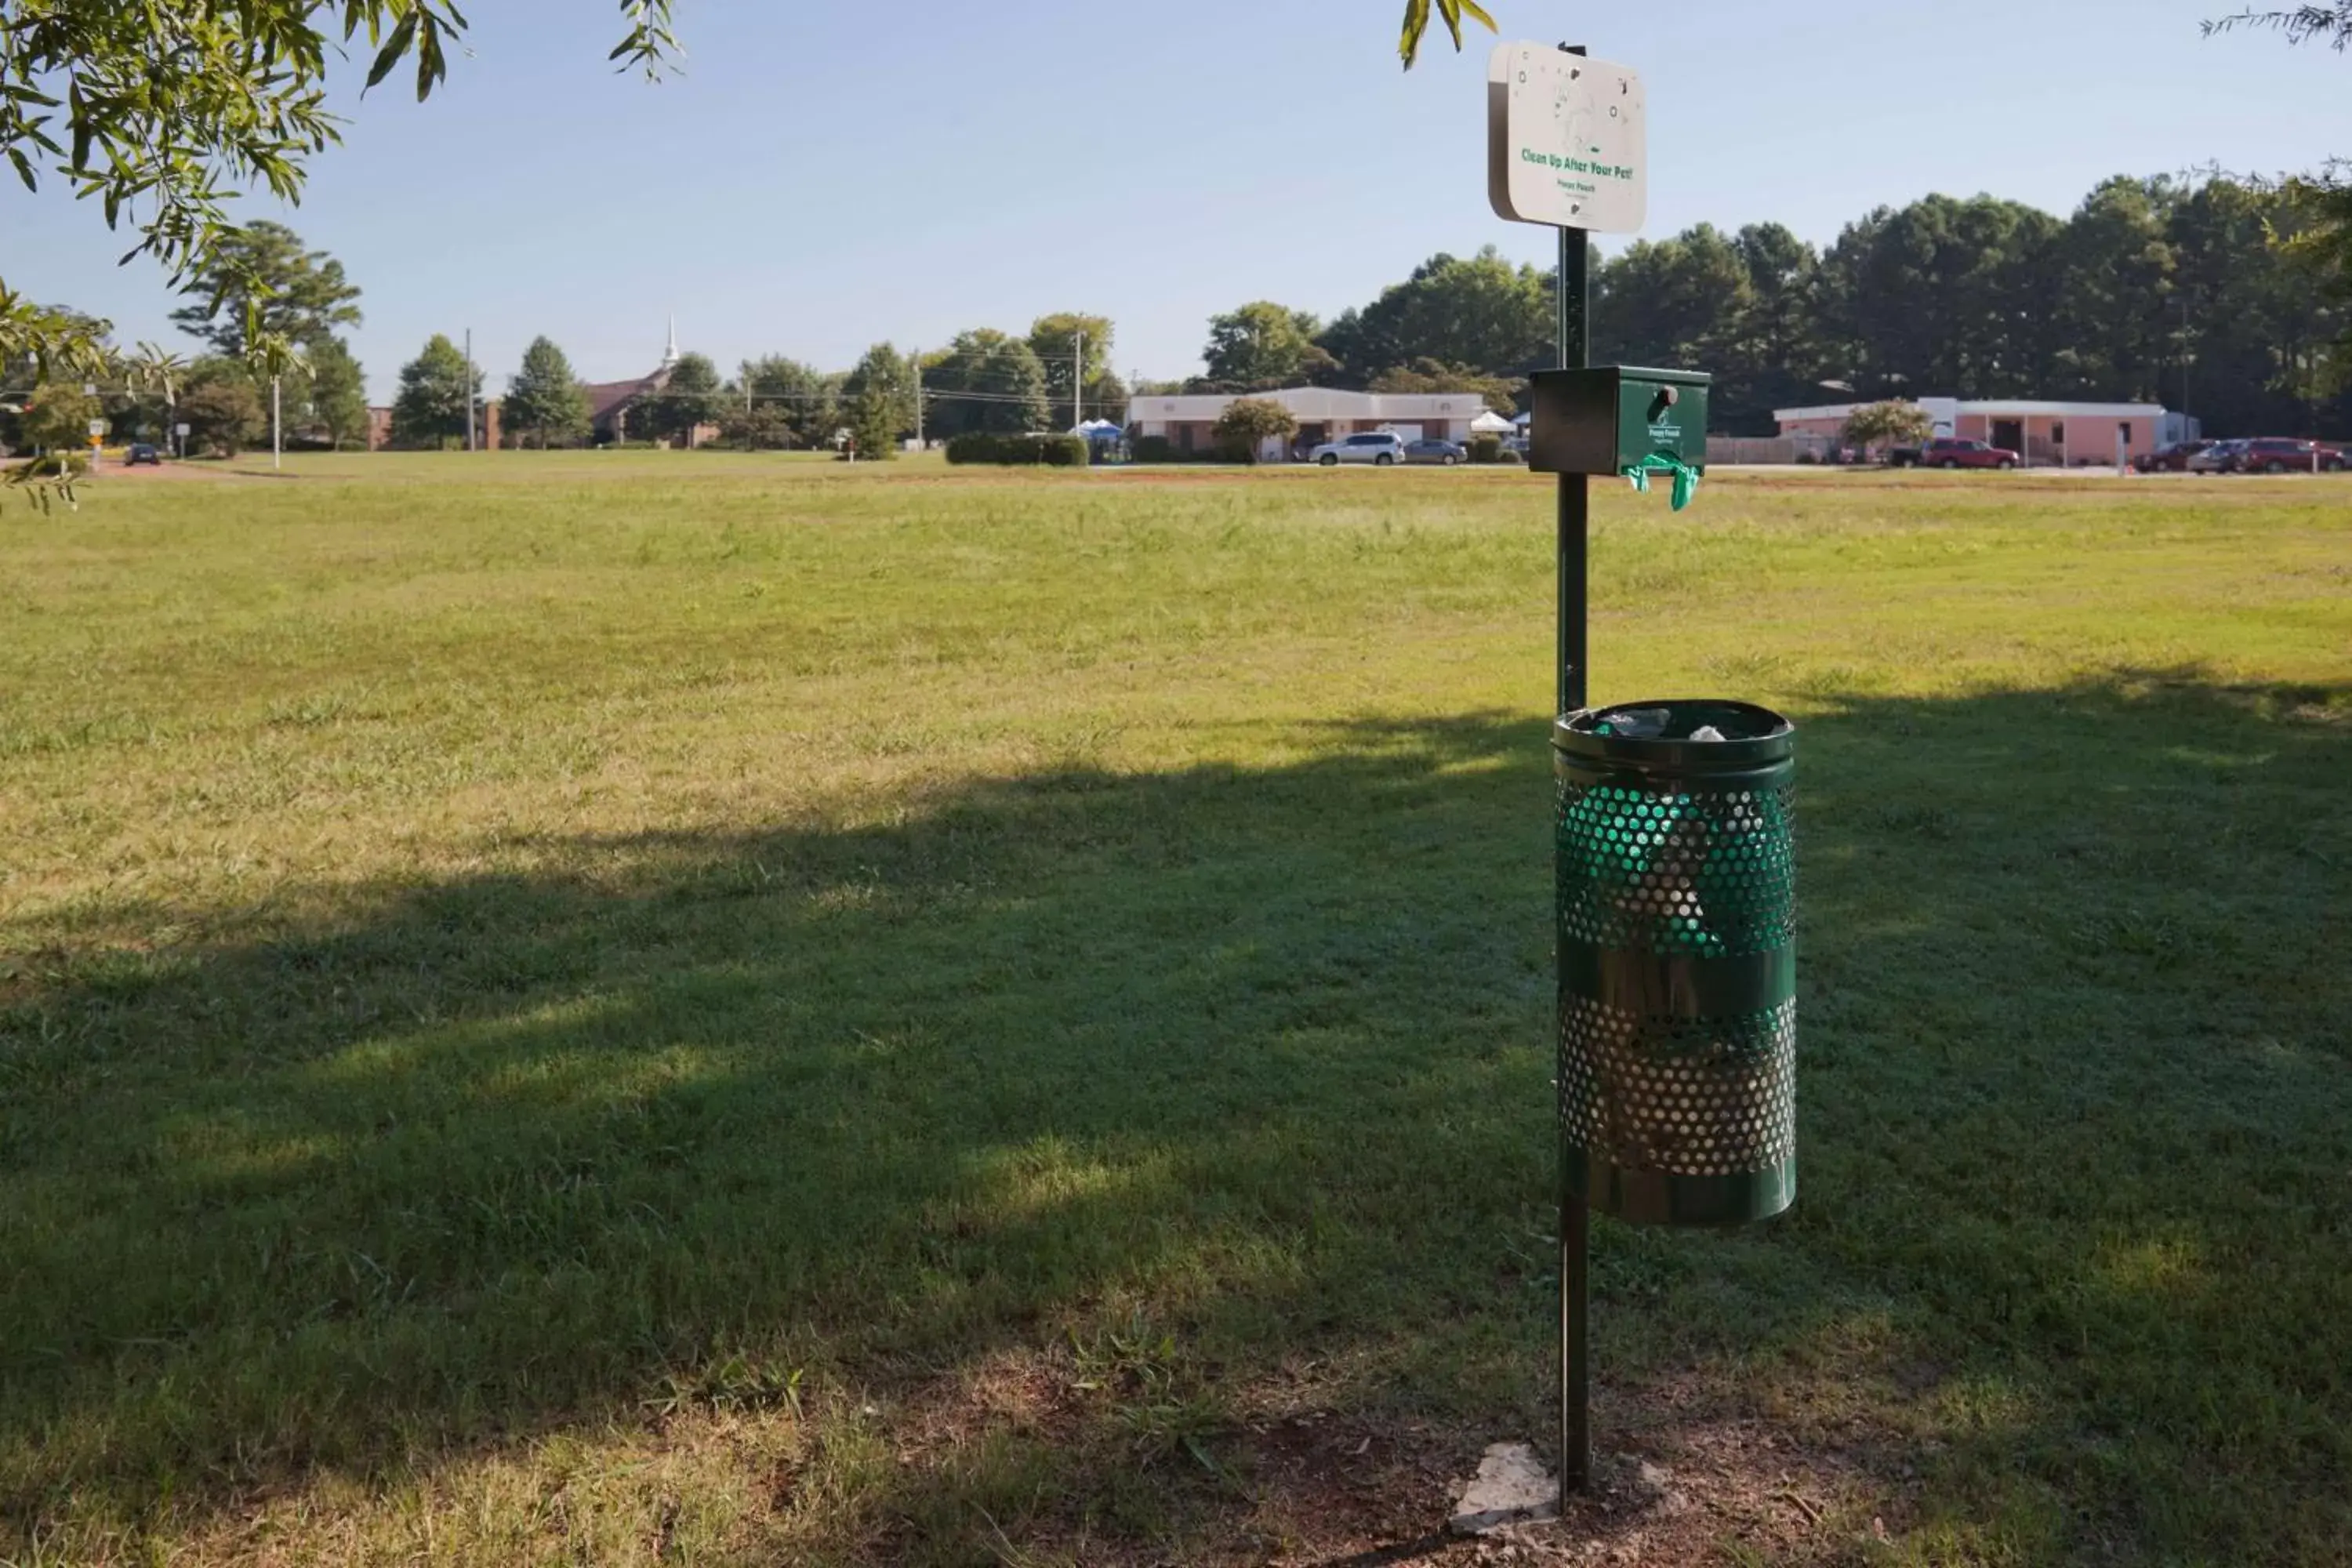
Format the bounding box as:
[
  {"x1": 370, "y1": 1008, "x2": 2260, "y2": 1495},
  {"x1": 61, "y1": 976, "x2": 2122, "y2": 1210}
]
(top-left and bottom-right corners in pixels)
[
  {"x1": 12, "y1": 169, "x2": 2339, "y2": 462},
  {"x1": 2, "y1": 222, "x2": 368, "y2": 459},
  {"x1": 1171, "y1": 173, "x2": 2348, "y2": 439},
  {"x1": 405, "y1": 314, "x2": 1129, "y2": 457},
  {"x1": 5, "y1": 0, "x2": 2343, "y2": 411}
]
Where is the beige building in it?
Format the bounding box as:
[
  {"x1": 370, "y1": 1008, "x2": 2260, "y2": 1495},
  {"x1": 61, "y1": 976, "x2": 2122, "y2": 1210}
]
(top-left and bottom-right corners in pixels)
[
  {"x1": 1129, "y1": 387, "x2": 1491, "y2": 460},
  {"x1": 1775, "y1": 397, "x2": 2175, "y2": 466}
]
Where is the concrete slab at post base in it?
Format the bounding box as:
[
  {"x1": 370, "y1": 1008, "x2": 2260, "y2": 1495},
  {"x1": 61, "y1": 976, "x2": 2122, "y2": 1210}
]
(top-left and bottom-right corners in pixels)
[{"x1": 1449, "y1": 1443, "x2": 1560, "y2": 1535}]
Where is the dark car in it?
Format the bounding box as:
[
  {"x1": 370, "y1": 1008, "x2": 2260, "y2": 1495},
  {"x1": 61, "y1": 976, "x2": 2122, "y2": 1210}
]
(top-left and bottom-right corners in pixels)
[
  {"x1": 1403, "y1": 437, "x2": 1468, "y2": 466},
  {"x1": 2228, "y1": 437, "x2": 2346, "y2": 474},
  {"x1": 2133, "y1": 440, "x2": 2210, "y2": 473},
  {"x1": 2186, "y1": 439, "x2": 2245, "y2": 474},
  {"x1": 1918, "y1": 437, "x2": 2020, "y2": 470},
  {"x1": 125, "y1": 443, "x2": 162, "y2": 466}
]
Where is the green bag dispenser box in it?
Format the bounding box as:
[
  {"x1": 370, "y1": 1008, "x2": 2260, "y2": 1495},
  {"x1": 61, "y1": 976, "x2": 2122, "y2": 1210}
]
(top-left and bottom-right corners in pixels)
[{"x1": 1528, "y1": 366, "x2": 1711, "y2": 478}]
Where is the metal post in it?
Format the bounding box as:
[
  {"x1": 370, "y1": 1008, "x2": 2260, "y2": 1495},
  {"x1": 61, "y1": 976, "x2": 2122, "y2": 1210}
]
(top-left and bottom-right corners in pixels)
[
  {"x1": 1556, "y1": 230, "x2": 1589, "y2": 717},
  {"x1": 272, "y1": 376, "x2": 281, "y2": 471},
  {"x1": 1555, "y1": 212, "x2": 1592, "y2": 1503}
]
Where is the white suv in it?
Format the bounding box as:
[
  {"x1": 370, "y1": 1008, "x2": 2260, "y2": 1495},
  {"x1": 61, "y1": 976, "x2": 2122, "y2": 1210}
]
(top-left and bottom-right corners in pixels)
[{"x1": 1311, "y1": 431, "x2": 1406, "y2": 466}]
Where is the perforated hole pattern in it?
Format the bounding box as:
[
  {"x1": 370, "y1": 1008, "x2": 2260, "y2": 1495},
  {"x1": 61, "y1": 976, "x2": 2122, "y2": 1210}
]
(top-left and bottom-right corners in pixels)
[
  {"x1": 1557, "y1": 779, "x2": 1795, "y2": 957},
  {"x1": 1559, "y1": 996, "x2": 1796, "y2": 1176}
]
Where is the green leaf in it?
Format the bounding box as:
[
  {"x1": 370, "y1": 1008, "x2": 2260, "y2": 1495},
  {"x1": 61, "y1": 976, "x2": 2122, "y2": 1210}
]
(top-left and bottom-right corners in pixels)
[
  {"x1": 365, "y1": 14, "x2": 419, "y2": 93},
  {"x1": 1399, "y1": 0, "x2": 1431, "y2": 68},
  {"x1": 6, "y1": 147, "x2": 34, "y2": 194},
  {"x1": 1401, "y1": 0, "x2": 1493, "y2": 68},
  {"x1": 415, "y1": 16, "x2": 447, "y2": 101}
]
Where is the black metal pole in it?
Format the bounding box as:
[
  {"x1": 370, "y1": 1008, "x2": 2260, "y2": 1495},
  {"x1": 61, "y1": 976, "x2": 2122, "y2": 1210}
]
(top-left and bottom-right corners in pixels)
[
  {"x1": 1555, "y1": 192, "x2": 1592, "y2": 1504},
  {"x1": 1556, "y1": 233, "x2": 1588, "y2": 716}
]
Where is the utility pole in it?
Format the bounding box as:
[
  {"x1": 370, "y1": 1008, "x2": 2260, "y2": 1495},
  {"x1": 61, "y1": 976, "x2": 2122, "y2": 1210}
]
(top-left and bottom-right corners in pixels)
[
  {"x1": 2179, "y1": 296, "x2": 2193, "y2": 433},
  {"x1": 913, "y1": 350, "x2": 924, "y2": 449},
  {"x1": 464, "y1": 328, "x2": 476, "y2": 452},
  {"x1": 1073, "y1": 332, "x2": 1085, "y2": 431},
  {"x1": 271, "y1": 376, "x2": 282, "y2": 471}
]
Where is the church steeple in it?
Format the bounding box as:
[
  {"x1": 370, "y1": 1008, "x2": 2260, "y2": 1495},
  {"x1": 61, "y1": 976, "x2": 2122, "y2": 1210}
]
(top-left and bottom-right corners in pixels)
[{"x1": 660, "y1": 314, "x2": 680, "y2": 370}]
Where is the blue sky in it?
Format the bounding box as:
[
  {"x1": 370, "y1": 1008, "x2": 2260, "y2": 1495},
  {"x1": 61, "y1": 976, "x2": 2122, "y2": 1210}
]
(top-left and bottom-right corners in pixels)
[{"x1": 6, "y1": 0, "x2": 2347, "y2": 401}]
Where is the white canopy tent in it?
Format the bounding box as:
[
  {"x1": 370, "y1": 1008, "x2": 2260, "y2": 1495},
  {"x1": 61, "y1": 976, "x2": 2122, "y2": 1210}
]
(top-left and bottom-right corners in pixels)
[{"x1": 1470, "y1": 409, "x2": 1516, "y2": 434}]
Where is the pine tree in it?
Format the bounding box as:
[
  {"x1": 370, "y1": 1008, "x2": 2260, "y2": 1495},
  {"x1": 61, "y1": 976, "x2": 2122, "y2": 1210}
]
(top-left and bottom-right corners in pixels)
[
  {"x1": 389, "y1": 334, "x2": 479, "y2": 449},
  {"x1": 504, "y1": 337, "x2": 591, "y2": 448},
  {"x1": 301, "y1": 336, "x2": 369, "y2": 449},
  {"x1": 169, "y1": 222, "x2": 362, "y2": 361},
  {"x1": 922, "y1": 332, "x2": 1046, "y2": 437},
  {"x1": 842, "y1": 343, "x2": 911, "y2": 459}
]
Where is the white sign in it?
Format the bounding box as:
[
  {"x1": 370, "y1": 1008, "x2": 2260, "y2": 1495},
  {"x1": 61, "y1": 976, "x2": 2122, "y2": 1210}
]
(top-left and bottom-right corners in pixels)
[
  {"x1": 1487, "y1": 43, "x2": 1647, "y2": 233},
  {"x1": 175, "y1": 422, "x2": 191, "y2": 437},
  {"x1": 87, "y1": 419, "x2": 107, "y2": 438}
]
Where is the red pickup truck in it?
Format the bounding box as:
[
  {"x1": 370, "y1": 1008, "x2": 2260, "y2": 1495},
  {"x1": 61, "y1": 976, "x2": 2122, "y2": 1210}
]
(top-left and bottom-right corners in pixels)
[{"x1": 1904, "y1": 437, "x2": 2020, "y2": 470}]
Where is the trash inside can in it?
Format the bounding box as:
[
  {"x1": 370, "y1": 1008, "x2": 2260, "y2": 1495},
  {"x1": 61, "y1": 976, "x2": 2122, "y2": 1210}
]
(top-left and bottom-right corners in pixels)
[{"x1": 1553, "y1": 700, "x2": 1796, "y2": 1226}]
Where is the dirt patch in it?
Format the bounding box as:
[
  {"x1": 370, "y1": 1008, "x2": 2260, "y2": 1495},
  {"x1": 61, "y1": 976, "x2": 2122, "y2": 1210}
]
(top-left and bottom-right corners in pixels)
[
  {"x1": 96, "y1": 459, "x2": 255, "y2": 481},
  {"x1": 1229, "y1": 1407, "x2": 1891, "y2": 1567}
]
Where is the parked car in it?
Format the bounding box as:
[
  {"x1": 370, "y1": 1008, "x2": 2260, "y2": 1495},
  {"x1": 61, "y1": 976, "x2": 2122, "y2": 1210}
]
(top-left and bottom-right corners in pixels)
[
  {"x1": 1311, "y1": 431, "x2": 1407, "y2": 466},
  {"x1": 125, "y1": 443, "x2": 162, "y2": 466},
  {"x1": 2186, "y1": 439, "x2": 2245, "y2": 474},
  {"x1": 1403, "y1": 437, "x2": 1468, "y2": 466},
  {"x1": 2133, "y1": 440, "x2": 2211, "y2": 473},
  {"x1": 2227, "y1": 437, "x2": 2347, "y2": 474},
  {"x1": 1914, "y1": 437, "x2": 2020, "y2": 470}
]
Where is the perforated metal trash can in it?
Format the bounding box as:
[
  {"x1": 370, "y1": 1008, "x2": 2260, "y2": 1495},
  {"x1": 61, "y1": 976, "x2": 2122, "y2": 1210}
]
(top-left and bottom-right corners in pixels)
[{"x1": 1554, "y1": 700, "x2": 1796, "y2": 1227}]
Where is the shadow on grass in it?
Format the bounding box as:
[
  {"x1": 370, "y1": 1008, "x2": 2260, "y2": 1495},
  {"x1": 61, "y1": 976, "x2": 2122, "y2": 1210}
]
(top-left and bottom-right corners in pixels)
[{"x1": 2, "y1": 673, "x2": 2347, "y2": 1561}]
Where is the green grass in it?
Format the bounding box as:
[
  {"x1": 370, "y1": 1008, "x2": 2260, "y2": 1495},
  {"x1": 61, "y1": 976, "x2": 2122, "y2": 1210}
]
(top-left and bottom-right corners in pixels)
[{"x1": 2, "y1": 455, "x2": 2347, "y2": 1565}]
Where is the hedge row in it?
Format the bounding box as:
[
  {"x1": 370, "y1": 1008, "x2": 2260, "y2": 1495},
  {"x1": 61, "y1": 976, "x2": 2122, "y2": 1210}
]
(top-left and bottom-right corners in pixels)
[
  {"x1": 1127, "y1": 435, "x2": 1255, "y2": 465},
  {"x1": 944, "y1": 433, "x2": 1090, "y2": 466}
]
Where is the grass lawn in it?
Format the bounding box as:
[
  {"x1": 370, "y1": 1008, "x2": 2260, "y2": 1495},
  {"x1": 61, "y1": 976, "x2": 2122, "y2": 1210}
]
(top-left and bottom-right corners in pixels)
[{"x1": 2, "y1": 455, "x2": 2347, "y2": 1566}]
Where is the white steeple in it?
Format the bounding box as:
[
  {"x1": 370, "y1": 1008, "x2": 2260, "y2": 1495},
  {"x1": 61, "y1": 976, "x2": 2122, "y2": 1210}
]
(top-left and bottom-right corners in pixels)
[{"x1": 660, "y1": 314, "x2": 680, "y2": 370}]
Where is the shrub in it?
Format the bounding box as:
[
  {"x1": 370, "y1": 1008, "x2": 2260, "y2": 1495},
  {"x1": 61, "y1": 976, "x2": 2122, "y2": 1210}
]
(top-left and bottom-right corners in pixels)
[
  {"x1": 1468, "y1": 434, "x2": 1504, "y2": 464},
  {"x1": 1210, "y1": 397, "x2": 1298, "y2": 464},
  {"x1": 179, "y1": 375, "x2": 267, "y2": 457},
  {"x1": 1840, "y1": 400, "x2": 1934, "y2": 454},
  {"x1": 1130, "y1": 435, "x2": 1178, "y2": 463},
  {"x1": 945, "y1": 433, "x2": 1089, "y2": 466}
]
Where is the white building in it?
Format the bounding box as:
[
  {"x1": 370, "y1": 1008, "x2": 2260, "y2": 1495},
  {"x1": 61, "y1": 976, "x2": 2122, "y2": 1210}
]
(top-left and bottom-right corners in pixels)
[
  {"x1": 1128, "y1": 387, "x2": 1490, "y2": 461},
  {"x1": 1773, "y1": 397, "x2": 2182, "y2": 466}
]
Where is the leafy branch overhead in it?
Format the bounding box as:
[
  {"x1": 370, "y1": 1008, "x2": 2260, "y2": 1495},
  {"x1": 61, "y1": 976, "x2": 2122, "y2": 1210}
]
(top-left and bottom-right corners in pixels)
[
  {"x1": 0, "y1": 0, "x2": 681, "y2": 376},
  {"x1": 2201, "y1": 4, "x2": 2352, "y2": 47},
  {"x1": 1397, "y1": 0, "x2": 1497, "y2": 69}
]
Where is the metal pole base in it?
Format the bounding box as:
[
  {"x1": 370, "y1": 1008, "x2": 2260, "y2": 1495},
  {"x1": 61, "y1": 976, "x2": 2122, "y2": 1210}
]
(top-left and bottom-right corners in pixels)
[{"x1": 1560, "y1": 1162, "x2": 1589, "y2": 1501}]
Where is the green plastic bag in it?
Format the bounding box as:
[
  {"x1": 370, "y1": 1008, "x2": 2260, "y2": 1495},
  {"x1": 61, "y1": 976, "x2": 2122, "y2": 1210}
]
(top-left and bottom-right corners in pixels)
[{"x1": 1620, "y1": 451, "x2": 1701, "y2": 511}]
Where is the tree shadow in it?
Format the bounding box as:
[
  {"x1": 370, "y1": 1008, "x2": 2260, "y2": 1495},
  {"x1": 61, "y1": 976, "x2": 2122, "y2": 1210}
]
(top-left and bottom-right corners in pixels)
[{"x1": 2, "y1": 673, "x2": 2346, "y2": 1561}]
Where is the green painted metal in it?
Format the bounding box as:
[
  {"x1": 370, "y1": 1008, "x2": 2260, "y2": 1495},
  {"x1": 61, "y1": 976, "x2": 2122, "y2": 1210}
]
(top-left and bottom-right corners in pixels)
[
  {"x1": 1526, "y1": 365, "x2": 1711, "y2": 477},
  {"x1": 1553, "y1": 700, "x2": 1795, "y2": 1228},
  {"x1": 1553, "y1": 218, "x2": 1592, "y2": 1500}
]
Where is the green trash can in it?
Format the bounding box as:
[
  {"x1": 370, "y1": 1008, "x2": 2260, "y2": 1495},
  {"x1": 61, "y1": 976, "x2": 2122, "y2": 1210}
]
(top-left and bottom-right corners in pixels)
[{"x1": 1553, "y1": 700, "x2": 1796, "y2": 1227}]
